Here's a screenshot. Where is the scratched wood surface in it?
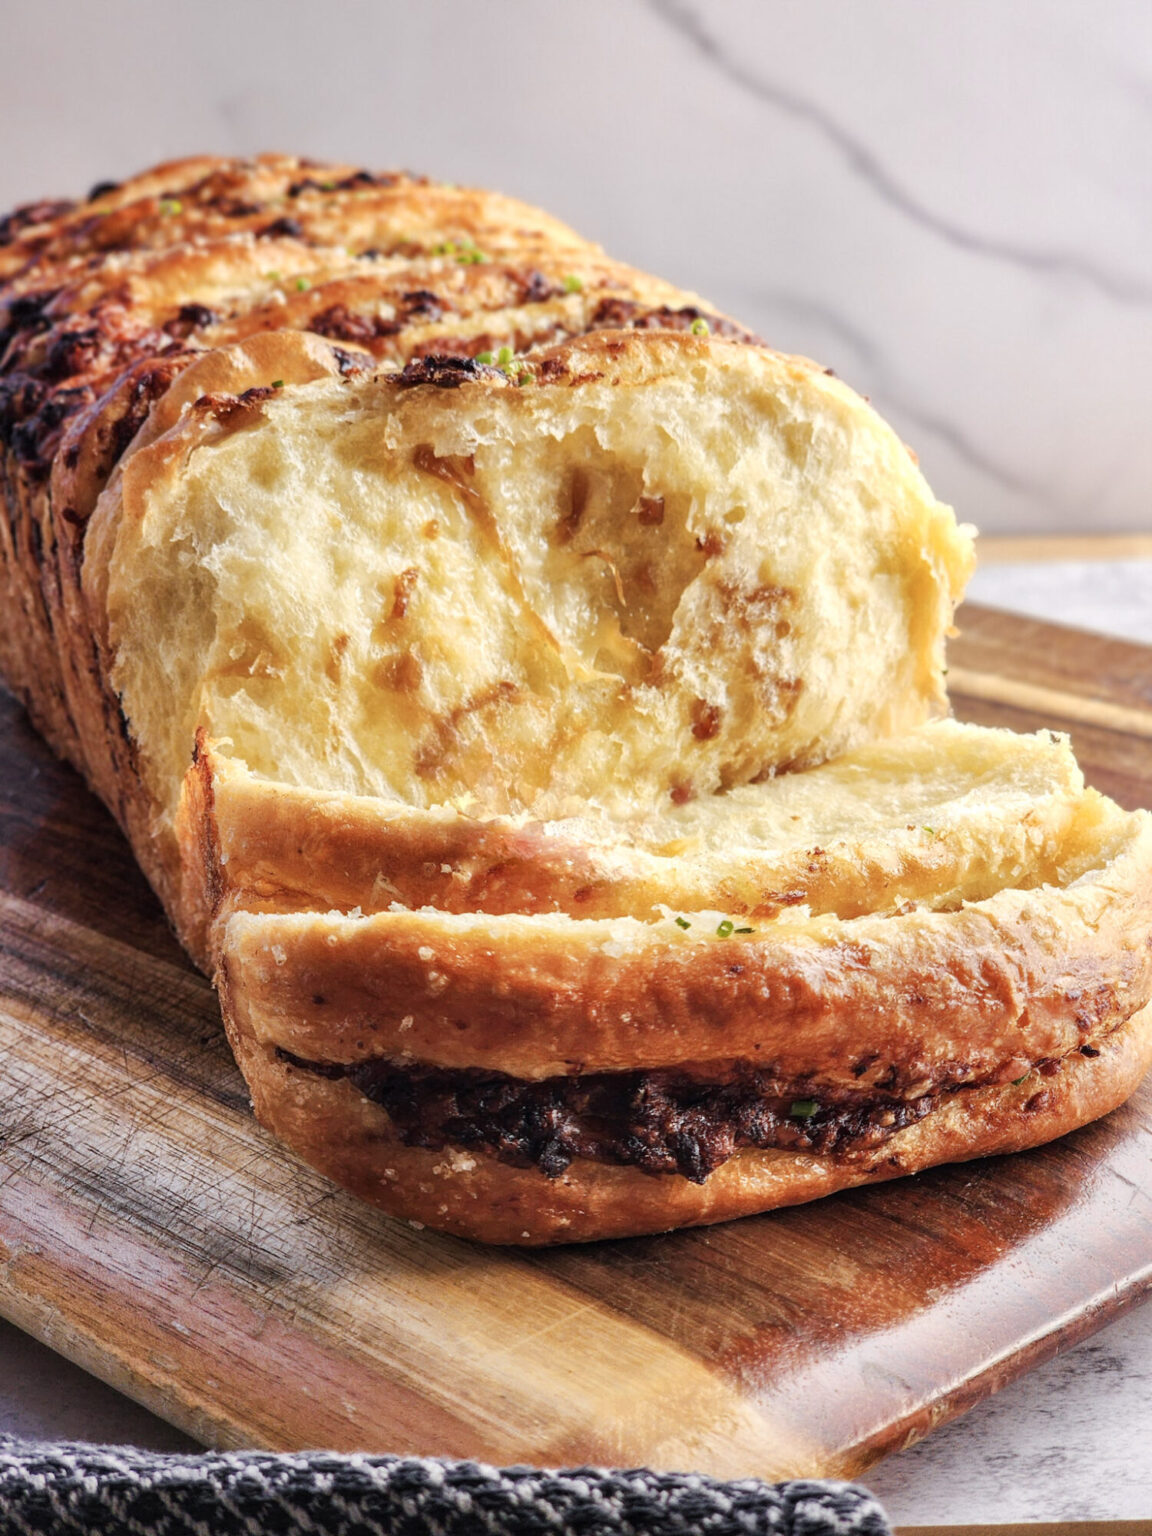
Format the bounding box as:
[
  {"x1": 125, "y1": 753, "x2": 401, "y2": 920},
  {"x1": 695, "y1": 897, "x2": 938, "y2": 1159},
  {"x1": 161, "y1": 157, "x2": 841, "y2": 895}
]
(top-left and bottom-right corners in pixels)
[{"x1": 0, "y1": 601, "x2": 1150, "y2": 1479}]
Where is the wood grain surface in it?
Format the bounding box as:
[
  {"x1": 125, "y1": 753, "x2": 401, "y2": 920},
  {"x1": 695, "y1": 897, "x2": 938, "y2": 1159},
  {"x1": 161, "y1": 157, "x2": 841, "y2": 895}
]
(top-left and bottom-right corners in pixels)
[{"x1": 1, "y1": 601, "x2": 1150, "y2": 1478}]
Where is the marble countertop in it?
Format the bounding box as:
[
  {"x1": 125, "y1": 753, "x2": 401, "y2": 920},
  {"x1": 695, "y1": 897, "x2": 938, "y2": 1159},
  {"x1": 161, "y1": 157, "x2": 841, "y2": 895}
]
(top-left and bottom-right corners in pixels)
[{"x1": 2, "y1": 561, "x2": 1151, "y2": 1529}]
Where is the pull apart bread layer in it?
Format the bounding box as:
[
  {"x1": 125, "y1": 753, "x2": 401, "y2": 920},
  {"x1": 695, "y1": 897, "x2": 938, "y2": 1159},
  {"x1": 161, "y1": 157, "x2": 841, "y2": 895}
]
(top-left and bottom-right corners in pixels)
[
  {"x1": 193, "y1": 719, "x2": 1105, "y2": 926},
  {"x1": 2, "y1": 155, "x2": 1151, "y2": 1243},
  {"x1": 217, "y1": 804, "x2": 1152, "y2": 1242},
  {"x1": 87, "y1": 327, "x2": 972, "y2": 951}
]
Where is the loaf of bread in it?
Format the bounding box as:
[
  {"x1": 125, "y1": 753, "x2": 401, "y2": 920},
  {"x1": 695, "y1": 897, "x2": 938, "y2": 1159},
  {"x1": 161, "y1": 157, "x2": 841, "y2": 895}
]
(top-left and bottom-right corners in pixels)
[{"x1": 3, "y1": 155, "x2": 1150, "y2": 1243}]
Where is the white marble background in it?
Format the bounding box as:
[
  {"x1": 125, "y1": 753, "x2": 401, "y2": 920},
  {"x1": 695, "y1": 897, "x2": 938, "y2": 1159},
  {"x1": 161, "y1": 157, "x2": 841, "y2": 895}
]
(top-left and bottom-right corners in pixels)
[{"x1": 3, "y1": 0, "x2": 1150, "y2": 536}]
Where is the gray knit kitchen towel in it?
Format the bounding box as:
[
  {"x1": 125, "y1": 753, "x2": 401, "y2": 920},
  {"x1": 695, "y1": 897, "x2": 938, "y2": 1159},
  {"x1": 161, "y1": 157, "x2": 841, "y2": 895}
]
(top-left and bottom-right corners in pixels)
[{"x1": 0, "y1": 1440, "x2": 891, "y2": 1536}]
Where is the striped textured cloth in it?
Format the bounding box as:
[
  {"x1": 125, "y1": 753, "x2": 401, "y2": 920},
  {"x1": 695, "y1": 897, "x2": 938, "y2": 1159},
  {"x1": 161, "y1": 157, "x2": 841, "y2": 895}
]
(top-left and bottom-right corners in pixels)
[{"x1": 0, "y1": 1441, "x2": 891, "y2": 1536}]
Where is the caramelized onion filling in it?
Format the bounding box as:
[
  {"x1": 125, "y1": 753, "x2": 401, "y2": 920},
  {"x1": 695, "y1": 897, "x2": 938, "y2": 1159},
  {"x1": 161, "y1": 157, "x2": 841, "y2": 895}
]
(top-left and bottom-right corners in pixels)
[{"x1": 275, "y1": 1047, "x2": 1091, "y2": 1183}]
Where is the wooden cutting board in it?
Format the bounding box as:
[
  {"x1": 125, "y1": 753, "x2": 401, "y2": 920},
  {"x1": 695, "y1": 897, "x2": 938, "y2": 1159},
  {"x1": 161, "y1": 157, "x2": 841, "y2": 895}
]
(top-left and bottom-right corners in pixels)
[{"x1": 1, "y1": 601, "x2": 1150, "y2": 1479}]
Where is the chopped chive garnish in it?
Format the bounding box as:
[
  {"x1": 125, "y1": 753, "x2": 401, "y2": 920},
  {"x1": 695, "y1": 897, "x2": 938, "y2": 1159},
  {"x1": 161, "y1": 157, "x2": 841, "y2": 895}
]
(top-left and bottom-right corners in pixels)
[
  {"x1": 475, "y1": 350, "x2": 494, "y2": 365},
  {"x1": 265, "y1": 270, "x2": 282, "y2": 283},
  {"x1": 690, "y1": 318, "x2": 710, "y2": 335},
  {"x1": 1012, "y1": 1074, "x2": 1029, "y2": 1085},
  {"x1": 923, "y1": 825, "x2": 936, "y2": 836},
  {"x1": 734, "y1": 926, "x2": 754, "y2": 934},
  {"x1": 295, "y1": 277, "x2": 311, "y2": 291},
  {"x1": 496, "y1": 345, "x2": 514, "y2": 367},
  {"x1": 674, "y1": 916, "x2": 691, "y2": 930},
  {"x1": 428, "y1": 236, "x2": 488, "y2": 265},
  {"x1": 563, "y1": 274, "x2": 583, "y2": 293},
  {"x1": 790, "y1": 1099, "x2": 818, "y2": 1119},
  {"x1": 158, "y1": 198, "x2": 182, "y2": 216},
  {"x1": 270, "y1": 380, "x2": 284, "y2": 388},
  {"x1": 716, "y1": 919, "x2": 735, "y2": 937}
]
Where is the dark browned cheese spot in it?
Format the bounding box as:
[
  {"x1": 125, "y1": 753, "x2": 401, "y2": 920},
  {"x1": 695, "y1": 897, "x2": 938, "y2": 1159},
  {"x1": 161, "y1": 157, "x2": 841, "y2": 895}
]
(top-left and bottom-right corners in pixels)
[
  {"x1": 374, "y1": 651, "x2": 424, "y2": 693},
  {"x1": 691, "y1": 698, "x2": 723, "y2": 741},
  {"x1": 397, "y1": 354, "x2": 498, "y2": 390},
  {"x1": 586, "y1": 298, "x2": 762, "y2": 345},
  {"x1": 510, "y1": 268, "x2": 556, "y2": 304},
  {"x1": 258, "y1": 216, "x2": 304, "y2": 239},
  {"x1": 557, "y1": 466, "x2": 589, "y2": 543},
  {"x1": 401, "y1": 289, "x2": 445, "y2": 321},
  {"x1": 309, "y1": 305, "x2": 390, "y2": 346},
  {"x1": 190, "y1": 388, "x2": 275, "y2": 430},
  {"x1": 163, "y1": 302, "x2": 220, "y2": 339},
  {"x1": 391, "y1": 567, "x2": 419, "y2": 619},
  {"x1": 637, "y1": 495, "x2": 665, "y2": 527}
]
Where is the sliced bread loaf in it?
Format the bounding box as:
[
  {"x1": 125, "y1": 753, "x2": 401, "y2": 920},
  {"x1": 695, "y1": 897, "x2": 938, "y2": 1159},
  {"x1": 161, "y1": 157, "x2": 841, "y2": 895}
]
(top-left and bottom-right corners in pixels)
[{"x1": 2, "y1": 156, "x2": 1147, "y2": 1245}]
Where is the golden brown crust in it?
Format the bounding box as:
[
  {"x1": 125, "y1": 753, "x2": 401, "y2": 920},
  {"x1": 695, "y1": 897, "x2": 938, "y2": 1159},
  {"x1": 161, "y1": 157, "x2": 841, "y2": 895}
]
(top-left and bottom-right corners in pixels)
[
  {"x1": 188, "y1": 724, "x2": 1101, "y2": 935},
  {"x1": 224, "y1": 995, "x2": 1152, "y2": 1244},
  {"x1": 0, "y1": 156, "x2": 587, "y2": 280},
  {"x1": 215, "y1": 809, "x2": 1152, "y2": 1085}
]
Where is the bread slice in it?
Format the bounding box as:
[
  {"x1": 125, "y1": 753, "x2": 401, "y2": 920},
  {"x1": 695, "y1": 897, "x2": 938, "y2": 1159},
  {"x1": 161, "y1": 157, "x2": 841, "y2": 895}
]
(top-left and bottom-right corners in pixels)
[
  {"x1": 86, "y1": 328, "x2": 972, "y2": 948},
  {"x1": 219, "y1": 802, "x2": 1152, "y2": 1083},
  {"x1": 216, "y1": 805, "x2": 1152, "y2": 1241},
  {"x1": 188, "y1": 719, "x2": 1102, "y2": 929}
]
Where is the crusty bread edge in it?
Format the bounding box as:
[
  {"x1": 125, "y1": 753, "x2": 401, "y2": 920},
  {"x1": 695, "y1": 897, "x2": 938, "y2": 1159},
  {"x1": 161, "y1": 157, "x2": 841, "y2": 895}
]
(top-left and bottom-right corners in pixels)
[
  {"x1": 216, "y1": 808, "x2": 1152, "y2": 1084},
  {"x1": 186, "y1": 724, "x2": 1099, "y2": 934},
  {"x1": 223, "y1": 996, "x2": 1152, "y2": 1245}
]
